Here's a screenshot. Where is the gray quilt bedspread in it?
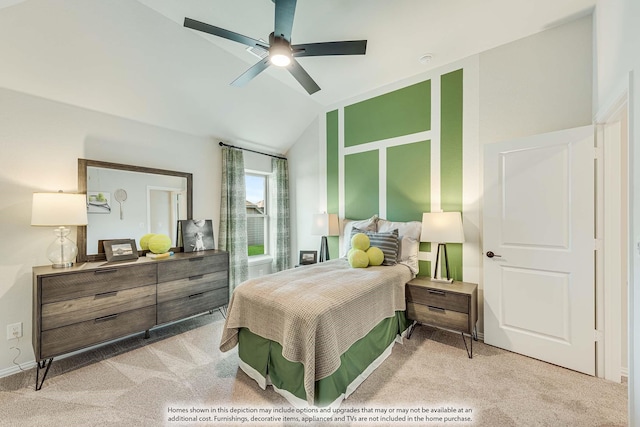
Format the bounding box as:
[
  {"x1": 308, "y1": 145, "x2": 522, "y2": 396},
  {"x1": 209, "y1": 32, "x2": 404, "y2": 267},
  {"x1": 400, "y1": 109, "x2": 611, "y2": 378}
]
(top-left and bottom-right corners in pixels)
[{"x1": 219, "y1": 258, "x2": 413, "y2": 404}]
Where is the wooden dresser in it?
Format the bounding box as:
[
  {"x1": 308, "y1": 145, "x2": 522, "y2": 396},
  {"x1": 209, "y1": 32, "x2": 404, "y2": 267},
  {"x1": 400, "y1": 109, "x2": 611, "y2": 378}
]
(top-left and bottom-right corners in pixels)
[
  {"x1": 32, "y1": 250, "x2": 229, "y2": 390},
  {"x1": 406, "y1": 277, "x2": 478, "y2": 358}
]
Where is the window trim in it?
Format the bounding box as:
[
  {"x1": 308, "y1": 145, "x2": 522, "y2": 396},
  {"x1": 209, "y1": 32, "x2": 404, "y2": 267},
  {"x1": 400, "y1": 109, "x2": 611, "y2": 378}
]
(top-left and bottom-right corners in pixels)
[{"x1": 245, "y1": 171, "x2": 269, "y2": 257}]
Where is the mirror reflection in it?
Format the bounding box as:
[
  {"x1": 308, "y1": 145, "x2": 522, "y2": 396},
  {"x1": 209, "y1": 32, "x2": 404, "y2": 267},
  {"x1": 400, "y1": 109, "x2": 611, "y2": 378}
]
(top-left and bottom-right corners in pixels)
[
  {"x1": 86, "y1": 167, "x2": 188, "y2": 253},
  {"x1": 77, "y1": 159, "x2": 193, "y2": 262}
]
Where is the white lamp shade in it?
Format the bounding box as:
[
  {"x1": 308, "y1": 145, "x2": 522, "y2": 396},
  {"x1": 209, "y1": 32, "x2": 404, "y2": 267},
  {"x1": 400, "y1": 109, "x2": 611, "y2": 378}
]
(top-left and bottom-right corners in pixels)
[
  {"x1": 311, "y1": 213, "x2": 339, "y2": 236},
  {"x1": 31, "y1": 192, "x2": 88, "y2": 226},
  {"x1": 420, "y1": 211, "x2": 465, "y2": 243}
]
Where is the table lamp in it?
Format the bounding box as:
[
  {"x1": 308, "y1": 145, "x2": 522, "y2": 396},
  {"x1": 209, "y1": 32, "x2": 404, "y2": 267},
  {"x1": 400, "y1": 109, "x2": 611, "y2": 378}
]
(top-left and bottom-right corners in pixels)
[
  {"x1": 311, "y1": 213, "x2": 339, "y2": 262},
  {"x1": 31, "y1": 191, "x2": 88, "y2": 268},
  {"x1": 420, "y1": 211, "x2": 465, "y2": 283}
]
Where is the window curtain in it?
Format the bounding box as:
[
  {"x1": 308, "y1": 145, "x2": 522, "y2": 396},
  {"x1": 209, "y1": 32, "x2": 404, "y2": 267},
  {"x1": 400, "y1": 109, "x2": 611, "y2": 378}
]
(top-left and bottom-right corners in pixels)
[
  {"x1": 219, "y1": 147, "x2": 248, "y2": 294},
  {"x1": 269, "y1": 157, "x2": 290, "y2": 272}
]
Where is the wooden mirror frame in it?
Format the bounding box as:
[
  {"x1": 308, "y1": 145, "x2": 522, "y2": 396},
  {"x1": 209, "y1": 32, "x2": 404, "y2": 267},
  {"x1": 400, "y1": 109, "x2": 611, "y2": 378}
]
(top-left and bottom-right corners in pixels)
[{"x1": 77, "y1": 158, "x2": 193, "y2": 263}]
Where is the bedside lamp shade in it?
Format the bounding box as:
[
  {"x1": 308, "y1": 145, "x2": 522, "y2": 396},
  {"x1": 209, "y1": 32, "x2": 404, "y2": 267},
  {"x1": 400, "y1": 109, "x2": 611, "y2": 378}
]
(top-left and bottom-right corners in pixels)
[
  {"x1": 311, "y1": 213, "x2": 339, "y2": 262},
  {"x1": 32, "y1": 192, "x2": 88, "y2": 268},
  {"x1": 420, "y1": 212, "x2": 464, "y2": 283},
  {"x1": 420, "y1": 212, "x2": 465, "y2": 244}
]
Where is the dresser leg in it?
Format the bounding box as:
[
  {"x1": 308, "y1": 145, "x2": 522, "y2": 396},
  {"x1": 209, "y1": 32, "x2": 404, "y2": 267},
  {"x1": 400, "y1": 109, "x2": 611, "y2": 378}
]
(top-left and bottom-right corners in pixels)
[
  {"x1": 407, "y1": 321, "x2": 417, "y2": 339},
  {"x1": 462, "y1": 333, "x2": 473, "y2": 359},
  {"x1": 35, "y1": 358, "x2": 53, "y2": 391}
]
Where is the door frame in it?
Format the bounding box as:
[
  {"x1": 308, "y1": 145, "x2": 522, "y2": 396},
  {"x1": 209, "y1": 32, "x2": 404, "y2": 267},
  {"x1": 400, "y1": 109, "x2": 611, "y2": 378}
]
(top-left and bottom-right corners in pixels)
[{"x1": 595, "y1": 87, "x2": 630, "y2": 383}]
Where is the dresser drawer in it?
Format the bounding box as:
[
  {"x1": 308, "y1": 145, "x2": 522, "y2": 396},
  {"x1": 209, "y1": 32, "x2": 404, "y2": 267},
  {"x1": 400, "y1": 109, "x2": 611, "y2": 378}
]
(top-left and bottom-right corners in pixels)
[
  {"x1": 406, "y1": 285, "x2": 469, "y2": 313},
  {"x1": 41, "y1": 264, "x2": 157, "y2": 304},
  {"x1": 407, "y1": 302, "x2": 470, "y2": 334},
  {"x1": 157, "y1": 288, "x2": 228, "y2": 325},
  {"x1": 157, "y1": 253, "x2": 228, "y2": 283},
  {"x1": 41, "y1": 285, "x2": 156, "y2": 331},
  {"x1": 157, "y1": 271, "x2": 227, "y2": 303},
  {"x1": 39, "y1": 305, "x2": 156, "y2": 359}
]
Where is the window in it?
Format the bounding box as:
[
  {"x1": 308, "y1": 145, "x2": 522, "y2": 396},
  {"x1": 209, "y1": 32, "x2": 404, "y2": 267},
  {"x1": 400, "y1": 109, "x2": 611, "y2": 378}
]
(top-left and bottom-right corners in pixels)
[{"x1": 245, "y1": 173, "x2": 268, "y2": 256}]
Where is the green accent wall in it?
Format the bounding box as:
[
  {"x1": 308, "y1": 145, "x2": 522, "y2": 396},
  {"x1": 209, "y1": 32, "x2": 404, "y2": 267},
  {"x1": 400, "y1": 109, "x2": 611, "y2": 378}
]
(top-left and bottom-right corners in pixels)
[
  {"x1": 440, "y1": 69, "x2": 464, "y2": 281},
  {"x1": 325, "y1": 69, "x2": 464, "y2": 279},
  {"x1": 387, "y1": 140, "x2": 432, "y2": 277},
  {"x1": 326, "y1": 110, "x2": 340, "y2": 258},
  {"x1": 344, "y1": 151, "x2": 379, "y2": 220},
  {"x1": 344, "y1": 81, "x2": 431, "y2": 147},
  {"x1": 386, "y1": 140, "x2": 431, "y2": 222}
]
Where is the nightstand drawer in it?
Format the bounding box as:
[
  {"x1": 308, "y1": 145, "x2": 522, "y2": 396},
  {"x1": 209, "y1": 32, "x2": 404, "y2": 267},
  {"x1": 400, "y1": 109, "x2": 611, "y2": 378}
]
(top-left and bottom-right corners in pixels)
[
  {"x1": 406, "y1": 285, "x2": 469, "y2": 313},
  {"x1": 407, "y1": 302, "x2": 469, "y2": 333}
]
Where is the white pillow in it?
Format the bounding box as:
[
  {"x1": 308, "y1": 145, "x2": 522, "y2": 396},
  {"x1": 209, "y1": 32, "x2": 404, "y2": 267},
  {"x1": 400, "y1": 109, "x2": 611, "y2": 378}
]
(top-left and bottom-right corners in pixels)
[
  {"x1": 377, "y1": 219, "x2": 422, "y2": 241},
  {"x1": 341, "y1": 215, "x2": 378, "y2": 257},
  {"x1": 398, "y1": 237, "x2": 420, "y2": 274},
  {"x1": 377, "y1": 219, "x2": 422, "y2": 273}
]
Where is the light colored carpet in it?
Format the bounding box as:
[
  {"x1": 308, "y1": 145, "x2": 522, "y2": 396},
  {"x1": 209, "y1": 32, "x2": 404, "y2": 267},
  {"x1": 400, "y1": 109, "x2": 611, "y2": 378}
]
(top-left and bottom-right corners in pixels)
[{"x1": 0, "y1": 311, "x2": 627, "y2": 426}]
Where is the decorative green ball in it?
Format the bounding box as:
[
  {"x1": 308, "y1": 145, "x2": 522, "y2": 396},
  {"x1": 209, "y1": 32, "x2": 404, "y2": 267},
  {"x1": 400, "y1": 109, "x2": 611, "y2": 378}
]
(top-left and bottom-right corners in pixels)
[
  {"x1": 139, "y1": 233, "x2": 156, "y2": 250},
  {"x1": 351, "y1": 233, "x2": 370, "y2": 251},
  {"x1": 348, "y1": 249, "x2": 369, "y2": 268},
  {"x1": 367, "y1": 246, "x2": 384, "y2": 266},
  {"x1": 148, "y1": 234, "x2": 171, "y2": 254}
]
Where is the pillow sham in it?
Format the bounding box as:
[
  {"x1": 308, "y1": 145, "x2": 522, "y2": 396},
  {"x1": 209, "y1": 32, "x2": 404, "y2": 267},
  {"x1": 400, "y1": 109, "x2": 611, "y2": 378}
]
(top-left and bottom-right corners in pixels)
[
  {"x1": 341, "y1": 215, "x2": 378, "y2": 256},
  {"x1": 377, "y1": 219, "x2": 422, "y2": 273},
  {"x1": 350, "y1": 227, "x2": 399, "y2": 266}
]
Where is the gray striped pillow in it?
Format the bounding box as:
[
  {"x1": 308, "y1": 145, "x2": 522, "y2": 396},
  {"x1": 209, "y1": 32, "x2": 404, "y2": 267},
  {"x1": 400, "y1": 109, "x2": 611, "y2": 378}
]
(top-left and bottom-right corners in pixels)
[{"x1": 351, "y1": 228, "x2": 399, "y2": 266}]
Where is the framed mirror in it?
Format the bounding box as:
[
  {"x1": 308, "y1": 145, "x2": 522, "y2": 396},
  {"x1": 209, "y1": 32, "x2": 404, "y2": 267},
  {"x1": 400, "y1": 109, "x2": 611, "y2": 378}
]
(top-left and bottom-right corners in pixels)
[{"x1": 77, "y1": 159, "x2": 193, "y2": 262}]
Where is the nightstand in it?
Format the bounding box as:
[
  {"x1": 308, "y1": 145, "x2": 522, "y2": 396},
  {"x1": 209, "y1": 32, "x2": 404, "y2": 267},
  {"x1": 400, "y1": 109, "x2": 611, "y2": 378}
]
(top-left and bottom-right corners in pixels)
[{"x1": 406, "y1": 277, "x2": 478, "y2": 358}]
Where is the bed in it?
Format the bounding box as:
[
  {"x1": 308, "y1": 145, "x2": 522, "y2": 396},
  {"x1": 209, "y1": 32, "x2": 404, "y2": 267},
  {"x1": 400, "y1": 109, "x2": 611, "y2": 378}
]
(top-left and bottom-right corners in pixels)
[
  {"x1": 220, "y1": 259, "x2": 416, "y2": 407},
  {"x1": 219, "y1": 217, "x2": 422, "y2": 407}
]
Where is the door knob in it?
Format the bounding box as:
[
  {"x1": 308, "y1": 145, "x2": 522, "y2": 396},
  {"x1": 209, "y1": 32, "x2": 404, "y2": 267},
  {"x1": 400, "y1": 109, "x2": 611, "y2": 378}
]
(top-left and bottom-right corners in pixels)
[{"x1": 486, "y1": 251, "x2": 502, "y2": 258}]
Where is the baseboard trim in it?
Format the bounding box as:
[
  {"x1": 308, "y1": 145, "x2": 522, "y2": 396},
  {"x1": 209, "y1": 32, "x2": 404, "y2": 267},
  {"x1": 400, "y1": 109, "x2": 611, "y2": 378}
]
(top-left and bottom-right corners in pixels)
[{"x1": 0, "y1": 361, "x2": 36, "y2": 379}]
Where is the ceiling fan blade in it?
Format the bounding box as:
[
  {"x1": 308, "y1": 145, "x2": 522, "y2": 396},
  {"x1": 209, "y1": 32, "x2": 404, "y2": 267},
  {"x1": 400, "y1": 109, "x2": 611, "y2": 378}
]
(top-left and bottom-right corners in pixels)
[
  {"x1": 230, "y1": 58, "x2": 271, "y2": 87},
  {"x1": 184, "y1": 17, "x2": 269, "y2": 50},
  {"x1": 287, "y1": 58, "x2": 320, "y2": 95},
  {"x1": 274, "y1": 0, "x2": 296, "y2": 41},
  {"x1": 292, "y1": 40, "x2": 367, "y2": 57}
]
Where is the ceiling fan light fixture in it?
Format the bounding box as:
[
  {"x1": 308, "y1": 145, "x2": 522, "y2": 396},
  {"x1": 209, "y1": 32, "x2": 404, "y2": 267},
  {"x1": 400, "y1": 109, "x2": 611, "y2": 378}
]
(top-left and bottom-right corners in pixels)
[
  {"x1": 269, "y1": 42, "x2": 291, "y2": 67},
  {"x1": 270, "y1": 52, "x2": 291, "y2": 67}
]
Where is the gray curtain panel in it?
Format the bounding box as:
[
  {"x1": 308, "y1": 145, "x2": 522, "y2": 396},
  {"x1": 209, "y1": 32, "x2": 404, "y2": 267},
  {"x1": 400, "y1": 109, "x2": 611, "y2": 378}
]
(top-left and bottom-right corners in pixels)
[
  {"x1": 269, "y1": 157, "x2": 291, "y2": 272},
  {"x1": 219, "y1": 147, "x2": 249, "y2": 294}
]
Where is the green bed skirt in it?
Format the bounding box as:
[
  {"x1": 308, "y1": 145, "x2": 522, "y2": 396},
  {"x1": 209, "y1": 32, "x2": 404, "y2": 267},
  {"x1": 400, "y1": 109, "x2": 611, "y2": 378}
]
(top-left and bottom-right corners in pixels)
[{"x1": 238, "y1": 311, "x2": 410, "y2": 407}]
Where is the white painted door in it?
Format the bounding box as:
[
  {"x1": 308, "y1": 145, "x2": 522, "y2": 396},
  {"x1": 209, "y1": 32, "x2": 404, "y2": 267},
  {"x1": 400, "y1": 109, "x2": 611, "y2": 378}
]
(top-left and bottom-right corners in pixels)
[{"x1": 483, "y1": 125, "x2": 595, "y2": 375}]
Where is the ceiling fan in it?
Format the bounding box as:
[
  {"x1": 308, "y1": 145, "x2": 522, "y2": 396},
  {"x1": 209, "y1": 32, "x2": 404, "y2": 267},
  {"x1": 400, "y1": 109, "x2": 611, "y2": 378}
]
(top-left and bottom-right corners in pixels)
[{"x1": 184, "y1": 0, "x2": 367, "y2": 95}]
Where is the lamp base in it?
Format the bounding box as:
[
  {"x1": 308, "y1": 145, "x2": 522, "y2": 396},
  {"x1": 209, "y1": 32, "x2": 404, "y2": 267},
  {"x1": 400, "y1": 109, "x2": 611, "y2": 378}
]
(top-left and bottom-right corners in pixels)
[
  {"x1": 52, "y1": 261, "x2": 74, "y2": 269},
  {"x1": 429, "y1": 277, "x2": 454, "y2": 284}
]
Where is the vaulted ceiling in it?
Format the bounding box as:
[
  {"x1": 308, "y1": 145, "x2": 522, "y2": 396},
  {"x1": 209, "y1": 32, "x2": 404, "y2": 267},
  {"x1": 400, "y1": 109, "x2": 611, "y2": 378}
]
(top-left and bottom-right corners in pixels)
[{"x1": 0, "y1": 0, "x2": 594, "y2": 153}]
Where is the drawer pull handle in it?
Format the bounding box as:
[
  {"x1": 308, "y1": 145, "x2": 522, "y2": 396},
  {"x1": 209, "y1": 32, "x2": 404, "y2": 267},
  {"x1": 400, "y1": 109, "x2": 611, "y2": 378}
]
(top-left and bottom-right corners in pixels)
[
  {"x1": 189, "y1": 292, "x2": 205, "y2": 299},
  {"x1": 95, "y1": 269, "x2": 118, "y2": 274},
  {"x1": 427, "y1": 290, "x2": 446, "y2": 296},
  {"x1": 427, "y1": 306, "x2": 446, "y2": 313},
  {"x1": 95, "y1": 314, "x2": 118, "y2": 323},
  {"x1": 189, "y1": 275, "x2": 204, "y2": 281},
  {"x1": 189, "y1": 257, "x2": 204, "y2": 262},
  {"x1": 95, "y1": 291, "x2": 118, "y2": 299}
]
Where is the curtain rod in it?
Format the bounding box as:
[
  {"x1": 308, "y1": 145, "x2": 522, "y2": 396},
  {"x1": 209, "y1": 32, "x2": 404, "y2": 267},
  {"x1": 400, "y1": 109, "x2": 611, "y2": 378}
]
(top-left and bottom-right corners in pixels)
[{"x1": 218, "y1": 142, "x2": 287, "y2": 160}]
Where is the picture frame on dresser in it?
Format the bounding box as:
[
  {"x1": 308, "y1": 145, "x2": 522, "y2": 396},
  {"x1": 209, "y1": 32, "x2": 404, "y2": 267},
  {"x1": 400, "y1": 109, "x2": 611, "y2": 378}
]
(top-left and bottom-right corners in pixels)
[{"x1": 103, "y1": 239, "x2": 138, "y2": 262}]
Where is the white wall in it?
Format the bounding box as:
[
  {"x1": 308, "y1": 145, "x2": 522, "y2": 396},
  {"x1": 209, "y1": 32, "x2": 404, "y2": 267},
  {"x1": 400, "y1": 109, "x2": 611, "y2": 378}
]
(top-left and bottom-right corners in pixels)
[
  {"x1": 0, "y1": 87, "x2": 221, "y2": 376},
  {"x1": 594, "y1": 0, "x2": 640, "y2": 424},
  {"x1": 479, "y1": 16, "x2": 593, "y2": 144},
  {"x1": 286, "y1": 117, "x2": 322, "y2": 267}
]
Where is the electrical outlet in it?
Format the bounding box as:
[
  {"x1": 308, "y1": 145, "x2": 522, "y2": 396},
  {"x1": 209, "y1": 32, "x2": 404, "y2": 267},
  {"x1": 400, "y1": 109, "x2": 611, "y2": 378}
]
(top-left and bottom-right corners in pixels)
[{"x1": 7, "y1": 322, "x2": 22, "y2": 340}]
